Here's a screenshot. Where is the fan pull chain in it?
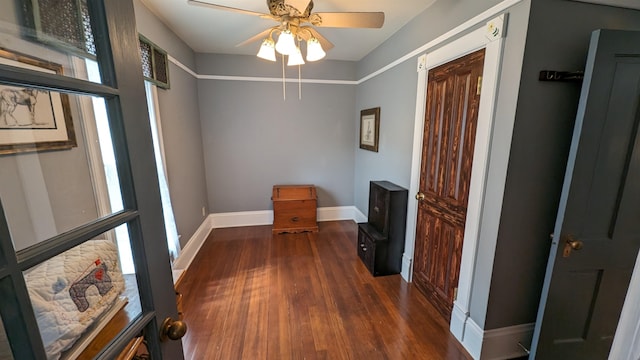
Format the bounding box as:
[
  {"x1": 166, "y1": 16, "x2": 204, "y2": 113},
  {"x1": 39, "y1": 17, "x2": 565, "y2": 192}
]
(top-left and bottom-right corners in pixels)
[{"x1": 282, "y1": 53, "x2": 286, "y2": 100}]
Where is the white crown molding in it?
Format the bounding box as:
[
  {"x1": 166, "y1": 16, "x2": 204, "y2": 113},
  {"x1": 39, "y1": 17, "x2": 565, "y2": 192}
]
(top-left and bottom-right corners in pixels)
[{"x1": 198, "y1": 74, "x2": 358, "y2": 85}]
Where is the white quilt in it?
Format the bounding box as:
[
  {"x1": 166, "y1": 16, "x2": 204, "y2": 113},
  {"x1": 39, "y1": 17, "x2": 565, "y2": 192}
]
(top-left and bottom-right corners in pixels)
[{"x1": 24, "y1": 240, "x2": 125, "y2": 360}]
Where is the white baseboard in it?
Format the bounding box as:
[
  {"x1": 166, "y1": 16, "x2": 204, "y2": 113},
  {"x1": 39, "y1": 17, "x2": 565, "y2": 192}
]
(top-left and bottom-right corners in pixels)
[
  {"x1": 172, "y1": 215, "x2": 212, "y2": 273},
  {"x1": 211, "y1": 210, "x2": 273, "y2": 228},
  {"x1": 210, "y1": 206, "x2": 365, "y2": 229},
  {"x1": 401, "y1": 253, "x2": 413, "y2": 281},
  {"x1": 352, "y1": 207, "x2": 368, "y2": 223},
  {"x1": 318, "y1": 206, "x2": 366, "y2": 223},
  {"x1": 481, "y1": 323, "x2": 533, "y2": 360},
  {"x1": 450, "y1": 301, "x2": 469, "y2": 340},
  {"x1": 464, "y1": 318, "x2": 485, "y2": 359},
  {"x1": 452, "y1": 312, "x2": 533, "y2": 360}
]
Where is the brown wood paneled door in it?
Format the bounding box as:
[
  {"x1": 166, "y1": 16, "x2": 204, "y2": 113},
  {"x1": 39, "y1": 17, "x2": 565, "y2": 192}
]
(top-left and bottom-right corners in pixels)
[{"x1": 412, "y1": 49, "x2": 485, "y2": 320}]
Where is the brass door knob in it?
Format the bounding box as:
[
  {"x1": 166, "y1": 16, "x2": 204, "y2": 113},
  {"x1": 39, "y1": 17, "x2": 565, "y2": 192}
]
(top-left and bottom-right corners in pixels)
[
  {"x1": 566, "y1": 236, "x2": 584, "y2": 250},
  {"x1": 160, "y1": 317, "x2": 187, "y2": 341},
  {"x1": 562, "y1": 234, "x2": 584, "y2": 258},
  {"x1": 415, "y1": 192, "x2": 426, "y2": 201}
]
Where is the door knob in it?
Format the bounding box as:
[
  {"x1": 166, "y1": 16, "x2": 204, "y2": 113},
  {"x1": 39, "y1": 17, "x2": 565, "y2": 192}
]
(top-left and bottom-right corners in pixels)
[
  {"x1": 566, "y1": 236, "x2": 584, "y2": 250},
  {"x1": 415, "y1": 192, "x2": 426, "y2": 201},
  {"x1": 160, "y1": 317, "x2": 187, "y2": 341},
  {"x1": 562, "y1": 234, "x2": 584, "y2": 258}
]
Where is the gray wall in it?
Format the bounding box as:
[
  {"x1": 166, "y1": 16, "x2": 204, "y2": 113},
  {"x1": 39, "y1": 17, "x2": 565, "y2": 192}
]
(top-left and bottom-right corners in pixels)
[
  {"x1": 196, "y1": 54, "x2": 356, "y2": 212},
  {"x1": 354, "y1": 59, "x2": 416, "y2": 210},
  {"x1": 134, "y1": 0, "x2": 208, "y2": 246},
  {"x1": 354, "y1": 0, "x2": 508, "y2": 217},
  {"x1": 354, "y1": 0, "x2": 531, "y2": 331},
  {"x1": 484, "y1": 0, "x2": 640, "y2": 330}
]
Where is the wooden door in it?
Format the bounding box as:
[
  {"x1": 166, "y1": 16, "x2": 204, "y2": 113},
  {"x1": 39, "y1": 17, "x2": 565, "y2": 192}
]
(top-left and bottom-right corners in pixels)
[
  {"x1": 412, "y1": 49, "x2": 485, "y2": 320},
  {"x1": 0, "y1": 1, "x2": 184, "y2": 358},
  {"x1": 530, "y1": 30, "x2": 640, "y2": 359}
]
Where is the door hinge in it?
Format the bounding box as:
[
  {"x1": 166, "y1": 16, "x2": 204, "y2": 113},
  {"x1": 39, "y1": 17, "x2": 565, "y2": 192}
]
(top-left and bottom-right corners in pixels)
[
  {"x1": 476, "y1": 76, "x2": 483, "y2": 95},
  {"x1": 454, "y1": 287, "x2": 458, "y2": 300}
]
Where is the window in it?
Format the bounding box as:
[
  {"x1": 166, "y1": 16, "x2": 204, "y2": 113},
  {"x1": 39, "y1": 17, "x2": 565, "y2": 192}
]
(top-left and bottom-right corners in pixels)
[
  {"x1": 21, "y1": 0, "x2": 96, "y2": 58},
  {"x1": 139, "y1": 35, "x2": 170, "y2": 89}
]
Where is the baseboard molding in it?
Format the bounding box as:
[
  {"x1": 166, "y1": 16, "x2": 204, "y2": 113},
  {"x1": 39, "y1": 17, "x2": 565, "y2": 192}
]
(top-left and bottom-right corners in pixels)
[
  {"x1": 211, "y1": 210, "x2": 273, "y2": 228},
  {"x1": 453, "y1": 313, "x2": 533, "y2": 360},
  {"x1": 450, "y1": 301, "x2": 469, "y2": 341},
  {"x1": 481, "y1": 323, "x2": 533, "y2": 360},
  {"x1": 172, "y1": 215, "x2": 212, "y2": 273},
  {"x1": 316, "y1": 206, "x2": 368, "y2": 223},
  {"x1": 351, "y1": 207, "x2": 367, "y2": 223},
  {"x1": 210, "y1": 206, "x2": 366, "y2": 229},
  {"x1": 401, "y1": 253, "x2": 413, "y2": 281},
  {"x1": 463, "y1": 318, "x2": 485, "y2": 359}
]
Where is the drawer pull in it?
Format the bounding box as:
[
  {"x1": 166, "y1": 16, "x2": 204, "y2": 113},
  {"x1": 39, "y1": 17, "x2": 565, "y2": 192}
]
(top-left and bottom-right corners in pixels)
[
  {"x1": 291, "y1": 216, "x2": 299, "y2": 222},
  {"x1": 360, "y1": 243, "x2": 364, "y2": 247},
  {"x1": 362, "y1": 247, "x2": 367, "y2": 251}
]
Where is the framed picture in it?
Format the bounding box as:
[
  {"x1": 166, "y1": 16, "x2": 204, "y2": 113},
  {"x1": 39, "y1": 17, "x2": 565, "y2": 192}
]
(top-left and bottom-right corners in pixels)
[
  {"x1": 359, "y1": 107, "x2": 380, "y2": 152},
  {"x1": 0, "y1": 48, "x2": 76, "y2": 155}
]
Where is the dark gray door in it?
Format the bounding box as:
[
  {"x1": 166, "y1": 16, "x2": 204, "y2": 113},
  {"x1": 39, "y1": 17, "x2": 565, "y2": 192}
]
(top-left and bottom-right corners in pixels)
[
  {"x1": 531, "y1": 29, "x2": 640, "y2": 359},
  {"x1": 0, "y1": 1, "x2": 183, "y2": 359}
]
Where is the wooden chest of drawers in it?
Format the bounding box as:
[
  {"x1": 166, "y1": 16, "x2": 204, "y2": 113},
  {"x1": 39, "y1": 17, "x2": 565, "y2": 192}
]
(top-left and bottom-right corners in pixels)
[{"x1": 272, "y1": 185, "x2": 318, "y2": 234}]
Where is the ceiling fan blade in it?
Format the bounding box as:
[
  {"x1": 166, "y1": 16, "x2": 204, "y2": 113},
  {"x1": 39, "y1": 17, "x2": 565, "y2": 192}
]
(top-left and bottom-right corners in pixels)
[
  {"x1": 284, "y1": 0, "x2": 312, "y2": 13},
  {"x1": 236, "y1": 28, "x2": 277, "y2": 47},
  {"x1": 298, "y1": 27, "x2": 334, "y2": 51},
  {"x1": 313, "y1": 12, "x2": 385, "y2": 28},
  {"x1": 187, "y1": 0, "x2": 272, "y2": 19}
]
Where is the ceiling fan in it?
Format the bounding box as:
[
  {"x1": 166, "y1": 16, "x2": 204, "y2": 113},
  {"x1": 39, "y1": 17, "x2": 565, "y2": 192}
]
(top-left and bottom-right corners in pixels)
[{"x1": 187, "y1": 0, "x2": 385, "y2": 64}]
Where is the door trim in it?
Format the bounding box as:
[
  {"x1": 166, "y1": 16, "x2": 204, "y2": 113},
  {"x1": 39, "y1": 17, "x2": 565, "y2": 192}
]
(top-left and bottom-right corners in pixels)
[
  {"x1": 610, "y1": 251, "x2": 640, "y2": 359},
  {"x1": 404, "y1": 17, "x2": 508, "y2": 357}
]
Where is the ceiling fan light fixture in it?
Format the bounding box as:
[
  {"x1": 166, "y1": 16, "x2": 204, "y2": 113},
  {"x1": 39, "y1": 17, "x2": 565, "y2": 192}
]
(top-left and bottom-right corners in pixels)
[
  {"x1": 257, "y1": 38, "x2": 276, "y2": 61},
  {"x1": 306, "y1": 37, "x2": 325, "y2": 61},
  {"x1": 287, "y1": 47, "x2": 305, "y2": 66},
  {"x1": 275, "y1": 30, "x2": 297, "y2": 55}
]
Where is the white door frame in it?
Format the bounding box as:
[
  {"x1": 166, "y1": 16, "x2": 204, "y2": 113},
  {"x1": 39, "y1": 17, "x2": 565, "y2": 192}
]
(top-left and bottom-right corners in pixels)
[{"x1": 403, "y1": 17, "x2": 507, "y2": 353}]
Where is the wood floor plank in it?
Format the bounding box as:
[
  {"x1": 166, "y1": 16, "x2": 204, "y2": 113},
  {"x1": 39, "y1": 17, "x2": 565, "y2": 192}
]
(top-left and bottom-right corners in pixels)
[{"x1": 177, "y1": 221, "x2": 472, "y2": 360}]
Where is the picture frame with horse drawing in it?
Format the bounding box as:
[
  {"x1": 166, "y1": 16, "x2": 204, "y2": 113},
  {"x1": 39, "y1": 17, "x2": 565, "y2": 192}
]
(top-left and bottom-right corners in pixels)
[{"x1": 0, "y1": 48, "x2": 76, "y2": 155}]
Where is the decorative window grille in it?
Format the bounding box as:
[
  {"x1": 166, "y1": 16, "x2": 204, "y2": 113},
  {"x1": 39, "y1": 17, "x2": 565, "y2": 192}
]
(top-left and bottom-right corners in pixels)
[
  {"x1": 21, "y1": 0, "x2": 97, "y2": 58},
  {"x1": 139, "y1": 35, "x2": 170, "y2": 89}
]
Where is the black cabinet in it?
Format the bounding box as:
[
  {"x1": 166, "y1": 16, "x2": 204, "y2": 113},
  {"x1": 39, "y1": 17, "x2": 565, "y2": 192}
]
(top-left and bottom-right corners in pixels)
[{"x1": 358, "y1": 181, "x2": 408, "y2": 276}]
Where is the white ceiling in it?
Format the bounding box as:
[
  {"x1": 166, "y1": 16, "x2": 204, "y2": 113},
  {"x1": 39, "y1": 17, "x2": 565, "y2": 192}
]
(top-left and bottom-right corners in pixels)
[{"x1": 138, "y1": 0, "x2": 437, "y2": 61}]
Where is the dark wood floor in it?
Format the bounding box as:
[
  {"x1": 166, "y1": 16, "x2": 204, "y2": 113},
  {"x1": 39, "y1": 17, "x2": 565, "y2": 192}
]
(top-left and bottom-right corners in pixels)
[{"x1": 177, "y1": 220, "x2": 471, "y2": 360}]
